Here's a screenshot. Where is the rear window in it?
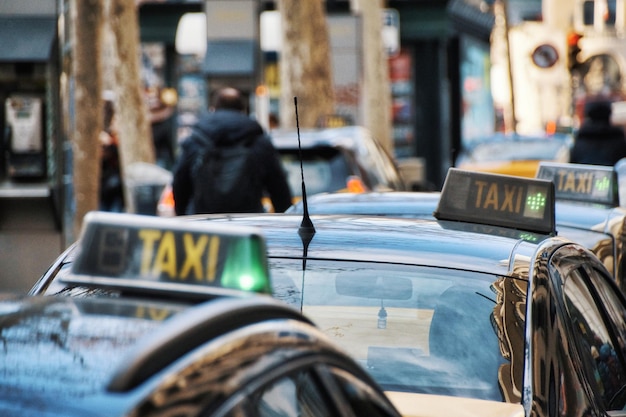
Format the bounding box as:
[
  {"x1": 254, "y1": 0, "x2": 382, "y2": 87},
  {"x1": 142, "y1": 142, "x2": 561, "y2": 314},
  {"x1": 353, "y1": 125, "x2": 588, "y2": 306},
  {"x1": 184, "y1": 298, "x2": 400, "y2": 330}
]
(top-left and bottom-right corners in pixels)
[{"x1": 279, "y1": 148, "x2": 353, "y2": 197}]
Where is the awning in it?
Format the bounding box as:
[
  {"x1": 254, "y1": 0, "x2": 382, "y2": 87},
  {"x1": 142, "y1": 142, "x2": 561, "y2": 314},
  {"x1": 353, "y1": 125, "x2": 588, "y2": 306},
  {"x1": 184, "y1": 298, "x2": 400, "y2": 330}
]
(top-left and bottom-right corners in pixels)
[
  {"x1": 0, "y1": 17, "x2": 57, "y2": 62},
  {"x1": 203, "y1": 39, "x2": 256, "y2": 76}
]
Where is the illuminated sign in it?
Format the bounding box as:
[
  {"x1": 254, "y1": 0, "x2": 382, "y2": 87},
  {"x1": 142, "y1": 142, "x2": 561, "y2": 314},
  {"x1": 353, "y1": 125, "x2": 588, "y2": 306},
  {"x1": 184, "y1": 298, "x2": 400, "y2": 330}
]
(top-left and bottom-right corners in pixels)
[
  {"x1": 536, "y1": 162, "x2": 618, "y2": 206},
  {"x1": 65, "y1": 212, "x2": 271, "y2": 295},
  {"x1": 434, "y1": 168, "x2": 555, "y2": 234}
]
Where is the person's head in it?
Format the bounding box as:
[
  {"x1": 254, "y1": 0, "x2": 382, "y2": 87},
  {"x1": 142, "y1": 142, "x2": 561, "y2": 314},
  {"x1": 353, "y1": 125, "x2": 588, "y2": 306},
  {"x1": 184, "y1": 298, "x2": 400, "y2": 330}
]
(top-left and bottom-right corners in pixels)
[
  {"x1": 211, "y1": 87, "x2": 246, "y2": 112},
  {"x1": 584, "y1": 100, "x2": 612, "y2": 123}
]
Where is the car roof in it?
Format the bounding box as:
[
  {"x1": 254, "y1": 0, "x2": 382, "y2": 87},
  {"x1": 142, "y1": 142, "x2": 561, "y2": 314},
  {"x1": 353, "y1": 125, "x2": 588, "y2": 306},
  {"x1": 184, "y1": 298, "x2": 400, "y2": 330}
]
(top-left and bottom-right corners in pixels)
[
  {"x1": 286, "y1": 191, "x2": 441, "y2": 217},
  {"x1": 0, "y1": 294, "x2": 312, "y2": 416},
  {"x1": 270, "y1": 125, "x2": 372, "y2": 151},
  {"x1": 188, "y1": 213, "x2": 547, "y2": 277}
]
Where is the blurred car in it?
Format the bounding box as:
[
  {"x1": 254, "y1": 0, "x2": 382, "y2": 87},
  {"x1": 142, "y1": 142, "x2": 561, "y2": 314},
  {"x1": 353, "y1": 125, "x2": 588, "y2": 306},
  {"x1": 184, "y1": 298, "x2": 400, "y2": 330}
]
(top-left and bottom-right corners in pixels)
[
  {"x1": 14, "y1": 212, "x2": 401, "y2": 417},
  {"x1": 455, "y1": 132, "x2": 572, "y2": 178},
  {"x1": 36, "y1": 170, "x2": 626, "y2": 416},
  {"x1": 271, "y1": 126, "x2": 407, "y2": 198},
  {"x1": 157, "y1": 125, "x2": 407, "y2": 216}
]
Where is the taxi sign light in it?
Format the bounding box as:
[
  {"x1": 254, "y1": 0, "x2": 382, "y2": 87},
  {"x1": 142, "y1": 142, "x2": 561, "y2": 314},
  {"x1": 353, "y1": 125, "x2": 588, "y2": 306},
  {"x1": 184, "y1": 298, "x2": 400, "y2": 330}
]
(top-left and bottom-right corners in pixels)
[
  {"x1": 65, "y1": 212, "x2": 272, "y2": 295},
  {"x1": 434, "y1": 168, "x2": 556, "y2": 234},
  {"x1": 535, "y1": 162, "x2": 618, "y2": 207}
]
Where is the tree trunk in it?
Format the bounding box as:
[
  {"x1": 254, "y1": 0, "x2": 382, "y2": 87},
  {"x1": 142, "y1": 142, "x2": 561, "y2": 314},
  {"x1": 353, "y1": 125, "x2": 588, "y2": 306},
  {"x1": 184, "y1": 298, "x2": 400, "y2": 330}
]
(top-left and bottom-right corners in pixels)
[
  {"x1": 72, "y1": 0, "x2": 104, "y2": 236},
  {"x1": 108, "y1": 0, "x2": 156, "y2": 212},
  {"x1": 277, "y1": 0, "x2": 334, "y2": 128},
  {"x1": 351, "y1": 0, "x2": 393, "y2": 154}
]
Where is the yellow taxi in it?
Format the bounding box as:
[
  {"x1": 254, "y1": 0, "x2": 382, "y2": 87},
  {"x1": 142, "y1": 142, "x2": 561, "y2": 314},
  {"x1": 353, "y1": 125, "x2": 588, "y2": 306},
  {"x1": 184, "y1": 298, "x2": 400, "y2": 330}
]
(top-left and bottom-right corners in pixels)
[{"x1": 455, "y1": 132, "x2": 572, "y2": 178}]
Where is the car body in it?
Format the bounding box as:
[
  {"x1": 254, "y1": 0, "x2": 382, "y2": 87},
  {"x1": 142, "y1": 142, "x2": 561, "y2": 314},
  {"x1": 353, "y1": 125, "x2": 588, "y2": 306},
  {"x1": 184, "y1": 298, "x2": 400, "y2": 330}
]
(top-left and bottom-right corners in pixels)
[
  {"x1": 287, "y1": 186, "x2": 624, "y2": 291},
  {"x1": 35, "y1": 170, "x2": 626, "y2": 416},
  {"x1": 455, "y1": 132, "x2": 572, "y2": 178},
  {"x1": 13, "y1": 212, "x2": 401, "y2": 417}
]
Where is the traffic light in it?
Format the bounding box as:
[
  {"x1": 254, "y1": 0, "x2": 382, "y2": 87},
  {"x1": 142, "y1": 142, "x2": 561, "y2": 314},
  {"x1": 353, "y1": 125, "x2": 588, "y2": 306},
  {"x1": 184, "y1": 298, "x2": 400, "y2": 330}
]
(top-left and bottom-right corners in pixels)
[{"x1": 567, "y1": 32, "x2": 583, "y2": 71}]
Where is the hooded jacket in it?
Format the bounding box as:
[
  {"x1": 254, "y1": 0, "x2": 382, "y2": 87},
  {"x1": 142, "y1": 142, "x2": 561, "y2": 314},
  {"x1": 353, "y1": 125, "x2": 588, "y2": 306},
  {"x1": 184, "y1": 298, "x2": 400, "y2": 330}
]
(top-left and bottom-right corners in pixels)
[
  {"x1": 172, "y1": 109, "x2": 292, "y2": 215},
  {"x1": 570, "y1": 101, "x2": 626, "y2": 166}
]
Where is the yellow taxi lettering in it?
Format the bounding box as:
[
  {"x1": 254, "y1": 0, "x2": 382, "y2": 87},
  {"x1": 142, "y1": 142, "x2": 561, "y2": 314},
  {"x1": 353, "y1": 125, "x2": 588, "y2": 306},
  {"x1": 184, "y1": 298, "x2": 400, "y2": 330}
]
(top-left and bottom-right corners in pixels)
[
  {"x1": 134, "y1": 305, "x2": 171, "y2": 321},
  {"x1": 138, "y1": 229, "x2": 162, "y2": 275},
  {"x1": 206, "y1": 235, "x2": 220, "y2": 282},
  {"x1": 500, "y1": 185, "x2": 523, "y2": 213},
  {"x1": 147, "y1": 307, "x2": 170, "y2": 321},
  {"x1": 577, "y1": 173, "x2": 593, "y2": 193},
  {"x1": 474, "y1": 181, "x2": 524, "y2": 213},
  {"x1": 474, "y1": 180, "x2": 487, "y2": 208},
  {"x1": 557, "y1": 170, "x2": 593, "y2": 194},
  {"x1": 483, "y1": 183, "x2": 499, "y2": 210},
  {"x1": 152, "y1": 231, "x2": 177, "y2": 278},
  {"x1": 180, "y1": 233, "x2": 208, "y2": 280}
]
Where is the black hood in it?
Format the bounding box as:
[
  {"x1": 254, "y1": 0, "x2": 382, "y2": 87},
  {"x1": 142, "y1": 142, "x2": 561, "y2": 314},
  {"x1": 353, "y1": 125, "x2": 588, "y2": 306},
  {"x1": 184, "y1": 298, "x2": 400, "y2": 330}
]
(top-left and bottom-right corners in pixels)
[{"x1": 194, "y1": 109, "x2": 264, "y2": 146}]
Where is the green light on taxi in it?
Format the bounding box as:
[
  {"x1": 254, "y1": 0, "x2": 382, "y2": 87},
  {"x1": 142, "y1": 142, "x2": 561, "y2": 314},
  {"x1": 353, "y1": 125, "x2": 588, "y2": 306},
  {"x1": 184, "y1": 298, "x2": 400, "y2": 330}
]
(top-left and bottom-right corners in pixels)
[
  {"x1": 525, "y1": 191, "x2": 546, "y2": 213},
  {"x1": 595, "y1": 176, "x2": 610, "y2": 192},
  {"x1": 66, "y1": 212, "x2": 273, "y2": 296},
  {"x1": 536, "y1": 162, "x2": 618, "y2": 206},
  {"x1": 221, "y1": 236, "x2": 271, "y2": 294},
  {"x1": 435, "y1": 168, "x2": 556, "y2": 235}
]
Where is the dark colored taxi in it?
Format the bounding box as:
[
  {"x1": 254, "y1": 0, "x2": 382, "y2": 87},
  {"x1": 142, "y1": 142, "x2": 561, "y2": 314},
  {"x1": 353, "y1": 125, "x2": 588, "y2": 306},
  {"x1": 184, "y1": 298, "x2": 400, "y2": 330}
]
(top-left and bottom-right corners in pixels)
[
  {"x1": 287, "y1": 179, "x2": 622, "y2": 293},
  {"x1": 536, "y1": 162, "x2": 626, "y2": 293},
  {"x1": 35, "y1": 170, "x2": 626, "y2": 416},
  {"x1": 11, "y1": 213, "x2": 401, "y2": 417}
]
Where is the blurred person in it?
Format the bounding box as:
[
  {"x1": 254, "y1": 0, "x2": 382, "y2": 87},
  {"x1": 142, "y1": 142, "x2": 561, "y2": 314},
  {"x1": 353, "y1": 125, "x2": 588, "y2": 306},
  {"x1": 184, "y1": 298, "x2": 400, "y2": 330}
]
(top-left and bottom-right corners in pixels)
[
  {"x1": 148, "y1": 87, "x2": 176, "y2": 169},
  {"x1": 570, "y1": 99, "x2": 626, "y2": 166},
  {"x1": 99, "y1": 97, "x2": 124, "y2": 212},
  {"x1": 171, "y1": 87, "x2": 292, "y2": 215}
]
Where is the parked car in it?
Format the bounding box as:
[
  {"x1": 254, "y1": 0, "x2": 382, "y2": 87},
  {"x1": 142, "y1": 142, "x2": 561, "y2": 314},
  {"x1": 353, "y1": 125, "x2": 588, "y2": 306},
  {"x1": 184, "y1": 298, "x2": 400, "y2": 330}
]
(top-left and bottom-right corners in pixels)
[
  {"x1": 35, "y1": 170, "x2": 626, "y2": 416},
  {"x1": 455, "y1": 132, "x2": 573, "y2": 178}
]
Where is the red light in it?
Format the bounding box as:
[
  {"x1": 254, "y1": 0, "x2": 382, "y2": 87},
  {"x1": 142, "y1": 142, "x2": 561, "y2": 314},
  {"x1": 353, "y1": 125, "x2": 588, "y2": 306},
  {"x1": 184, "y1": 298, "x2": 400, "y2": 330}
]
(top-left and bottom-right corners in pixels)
[{"x1": 567, "y1": 32, "x2": 582, "y2": 46}]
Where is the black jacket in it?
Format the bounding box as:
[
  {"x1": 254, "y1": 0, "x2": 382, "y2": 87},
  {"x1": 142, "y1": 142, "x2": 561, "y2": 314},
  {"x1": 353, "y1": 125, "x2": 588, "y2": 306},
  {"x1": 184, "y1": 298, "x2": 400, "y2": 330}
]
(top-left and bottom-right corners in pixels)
[
  {"x1": 570, "y1": 120, "x2": 626, "y2": 166},
  {"x1": 172, "y1": 109, "x2": 292, "y2": 215}
]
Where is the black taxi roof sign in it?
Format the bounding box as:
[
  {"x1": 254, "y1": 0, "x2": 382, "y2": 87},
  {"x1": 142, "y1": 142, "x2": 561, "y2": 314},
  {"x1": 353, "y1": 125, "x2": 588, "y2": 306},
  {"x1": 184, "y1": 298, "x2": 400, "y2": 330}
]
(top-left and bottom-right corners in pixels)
[
  {"x1": 535, "y1": 162, "x2": 618, "y2": 207},
  {"x1": 434, "y1": 168, "x2": 556, "y2": 235},
  {"x1": 64, "y1": 212, "x2": 271, "y2": 296}
]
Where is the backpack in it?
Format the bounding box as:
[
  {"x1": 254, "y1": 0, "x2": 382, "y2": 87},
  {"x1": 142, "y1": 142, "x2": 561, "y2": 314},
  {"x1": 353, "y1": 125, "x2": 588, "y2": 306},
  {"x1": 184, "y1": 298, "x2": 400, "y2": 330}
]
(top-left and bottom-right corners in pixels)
[{"x1": 190, "y1": 129, "x2": 261, "y2": 213}]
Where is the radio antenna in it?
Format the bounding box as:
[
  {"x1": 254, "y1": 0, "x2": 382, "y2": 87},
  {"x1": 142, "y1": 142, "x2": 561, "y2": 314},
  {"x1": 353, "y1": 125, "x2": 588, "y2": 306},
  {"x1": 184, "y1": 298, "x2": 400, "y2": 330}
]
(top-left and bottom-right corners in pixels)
[{"x1": 295, "y1": 96, "x2": 315, "y2": 238}]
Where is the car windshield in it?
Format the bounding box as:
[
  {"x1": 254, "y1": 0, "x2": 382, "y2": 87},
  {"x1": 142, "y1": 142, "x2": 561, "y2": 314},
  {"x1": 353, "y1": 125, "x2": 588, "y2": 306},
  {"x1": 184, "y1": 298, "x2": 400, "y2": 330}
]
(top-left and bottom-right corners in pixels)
[
  {"x1": 466, "y1": 139, "x2": 568, "y2": 162},
  {"x1": 279, "y1": 147, "x2": 353, "y2": 197},
  {"x1": 270, "y1": 258, "x2": 515, "y2": 403}
]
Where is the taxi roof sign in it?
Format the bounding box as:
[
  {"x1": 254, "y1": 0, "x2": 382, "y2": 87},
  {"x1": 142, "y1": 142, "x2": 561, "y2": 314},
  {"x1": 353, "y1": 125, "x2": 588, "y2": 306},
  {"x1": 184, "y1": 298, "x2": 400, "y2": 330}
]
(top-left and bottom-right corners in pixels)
[
  {"x1": 64, "y1": 212, "x2": 271, "y2": 296},
  {"x1": 535, "y1": 162, "x2": 618, "y2": 207},
  {"x1": 434, "y1": 168, "x2": 556, "y2": 235}
]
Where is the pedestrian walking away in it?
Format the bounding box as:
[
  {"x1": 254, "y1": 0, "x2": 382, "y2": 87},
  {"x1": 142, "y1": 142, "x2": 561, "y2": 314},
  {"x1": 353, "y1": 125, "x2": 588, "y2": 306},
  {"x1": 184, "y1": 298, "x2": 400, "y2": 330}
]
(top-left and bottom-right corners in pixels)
[
  {"x1": 570, "y1": 99, "x2": 626, "y2": 166},
  {"x1": 172, "y1": 87, "x2": 292, "y2": 215}
]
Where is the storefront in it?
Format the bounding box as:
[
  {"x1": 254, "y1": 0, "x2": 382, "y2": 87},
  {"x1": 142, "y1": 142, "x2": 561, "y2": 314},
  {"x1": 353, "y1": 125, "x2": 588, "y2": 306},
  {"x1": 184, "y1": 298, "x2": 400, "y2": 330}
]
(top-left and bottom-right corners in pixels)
[{"x1": 0, "y1": 1, "x2": 64, "y2": 289}]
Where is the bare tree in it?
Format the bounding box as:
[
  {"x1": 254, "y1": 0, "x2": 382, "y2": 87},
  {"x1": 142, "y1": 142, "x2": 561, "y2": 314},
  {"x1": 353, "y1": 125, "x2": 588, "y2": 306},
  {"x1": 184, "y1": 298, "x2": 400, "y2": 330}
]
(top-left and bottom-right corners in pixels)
[
  {"x1": 277, "y1": 0, "x2": 334, "y2": 128},
  {"x1": 351, "y1": 0, "x2": 393, "y2": 154},
  {"x1": 72, "y1": 0, "x2": 104, "y2": 236},
  {"x1": 108, "y1": 0, "x2": 156, "y2": 212}
]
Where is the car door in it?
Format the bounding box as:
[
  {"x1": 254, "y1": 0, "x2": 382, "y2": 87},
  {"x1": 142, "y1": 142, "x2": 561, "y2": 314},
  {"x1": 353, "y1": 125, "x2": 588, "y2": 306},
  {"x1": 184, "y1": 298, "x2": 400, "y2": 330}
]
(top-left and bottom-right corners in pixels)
[{"x1": 547, "y1": 244, "x2": 626, "y2": 414}]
